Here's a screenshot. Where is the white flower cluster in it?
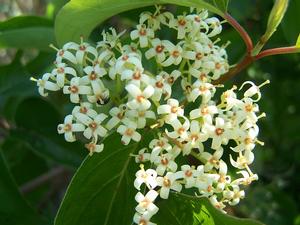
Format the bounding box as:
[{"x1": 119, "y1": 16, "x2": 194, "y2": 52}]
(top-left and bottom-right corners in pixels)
[{"x1": 32, "y1": 6, "x2": 268, "y2": 225}]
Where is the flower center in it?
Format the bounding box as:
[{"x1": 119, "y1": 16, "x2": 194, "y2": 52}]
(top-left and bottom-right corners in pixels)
[
  {"x1": 201, "y1": 107, "x2": 209, "y2": 115},
  {"x1": 161, "y1": 157, "x2": 169, "y2": 165},
  {"x1": 136, "y1": 95, "x2": 145, "y2": 103},
  {"x1": 178, "y1": 19, "x2": 186, "y2": 26},
  {"x1": 245, "y1": 104, "x2": 253, "y2": 112},
  {"x1": 63, "y1": 124, "x2": 72, "y2": 132},
  {"x1": 89, "y1": 122, "x2": 98, "y2": 130},
  {"x1": 69, "y1": 85, "x2": 79, "y2": 93},
  {"x1": 244, "y1": 137, "x2": 252, "y2": 145},
  {"x1": 89, "y1": 71, "x2": 97, "y2": 80},
  {"x1": 177, "y1": 127, "x2": 185, "y2": 135},
  {"x1": 191, "y1": 134, "x2": 198, "y2": 141},
  {"x1": 139, "y1": 219, "x2": 148, "y2": 225},
  {"x1": 215, "y1": 128, "x2": 224, "y2": 136},
  {"x1": 172, "y1": 50, "x2": 180, "y2": 58},
  {"x1": 194, "y1": 16, "x2": 201, "y2": 23},
  {"x1": 196, "y1": 53, "x2": 203, "y2": 60},
  {"x1": 163, "y1": 177, "x2": 171, "y2": 187},
  {"x1": 155, "y1": 45, "x2": 165, "y2": 53},
  {"x1": 185, "y1": 170, "x2": 193, "y2": 177},
  {"x1": 215, "y1": 62, "x2": 222, "y2": 69},
  {"x1": 58, "y1": 50, "x2": 64, "y2": 56},
  {"x1": 125, "y1": 128, "x2": 134, "y2": 136},
  {"x1": 139, "y1": 28, "x2": 147, "y2": 36},
  {"x1": 140, "y1": 198, "x2": 150, "y2": 208},
  {"x1": 57, "y1": 67, "x2": 64, "y2": 74},
  {"x1": 122, "y1": 55, "x2": 129, "y2": 61},
  {"x1": 171, "y1": 106, "x2": 178, "y2": 113},
  {"x1": 167, "y1": 77, "x2": 175, "y2": 84},
  {"x1": 199, "y1": 85, "x2": 208, "y2": 92},
  {"x1": 138, "y1": 111, "x2": 145, "y2": 117},
  {"x1": 80, "y1": 106, "x2": 88, "y2": 114},
  {"x1": 79, "y1": 45, "x2": 86, "y2": 51},
  {"x1": 157, "y1": 140, "x2": 165, "y2": 147},
  {"x1": 133, "y1": 71, "x2": 141, "y2": 80},
  {"x1": 117, "y1": 112, "x2": 124, "y2": 120},
  {"x1": 155, "y1": 81, "x2": 164, "y2": 88},
  {"x1": 138, "y1": 154, "x2": 144, "y2": 162}
]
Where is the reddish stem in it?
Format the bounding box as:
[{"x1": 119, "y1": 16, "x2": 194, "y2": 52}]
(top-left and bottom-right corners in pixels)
[
  {"x1": 224, "y1": 13, "x2": 253, "y2": 53},
  {"x1": 255, "y1": 46, "x2": 299, "y2": 60}
]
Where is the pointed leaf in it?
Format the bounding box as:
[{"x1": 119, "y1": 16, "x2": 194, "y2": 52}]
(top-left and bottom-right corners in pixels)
[{"x1": 296, "y1": 33, "x2": 300, "y2": 48}]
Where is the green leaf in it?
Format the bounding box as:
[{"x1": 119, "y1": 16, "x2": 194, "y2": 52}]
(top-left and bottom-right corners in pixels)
[
  {"x1": 252, "y1": 0, "x2": 289, "y2": 55},
  {"x1": 54, "y1": 132, "x2": 151, "y2": 225},
  {"x1": 0, "y1": 150, "x2": 49, "y2": 225},
  {"x1": 155, "y1": 193, "x2": 265, "y2": 225},
  {"x1": 55, "y1": 0, "x2": 227, "y2": 46},
  {"x1": 0, "y1": 16, "x2": 55, "y2": 51}
]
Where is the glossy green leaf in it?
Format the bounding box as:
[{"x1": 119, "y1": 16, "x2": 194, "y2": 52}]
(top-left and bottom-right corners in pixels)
[
  {"x1": 54, "y1": 132, "x2": 151, "y2": 225},
  {"x1": 252, "y1": 0, "x2": 289, "y2": 55},
  {"x1": 155, "y1": 193, "x2": 265, "y2": 225},
  {"x1": 55, "y1": 0, "x2": 227, "y2": 46},
  {"x1": 0, "y1": 151, "x2": 48, "y2": 225},
  {"x1": 0, "y1": 16, "x2": 55, "y2": 51}
]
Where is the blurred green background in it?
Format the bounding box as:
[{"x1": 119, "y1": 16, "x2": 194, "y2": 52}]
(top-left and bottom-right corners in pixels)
[{"x1": 0, "y1": 0, "x2": 299, "y2": 225}]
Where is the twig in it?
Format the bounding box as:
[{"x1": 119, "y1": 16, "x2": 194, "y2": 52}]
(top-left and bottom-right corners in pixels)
[
  {"x1": 255, "y1": 46, "x2": 300, "y2": 60},
  {"x1": 20, "y1": 166, "x2": 66, "y2": 194}
]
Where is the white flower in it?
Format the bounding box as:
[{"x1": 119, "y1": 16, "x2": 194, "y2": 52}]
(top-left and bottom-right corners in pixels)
[
  {"x1": 135, "y1": 190, "x2": 159, "y2": 215},
  {"x1": 201, "y1": 148, "x2": 224, "y2": 172},
  {"x1": 230, "y1": 150, "x2": 254, "y2": 169},
  {"x1": 134, "y1": 168, "x2": 157, "y2": 190},
  {"x1": 202, "y1": 117, "x2": 232, "y2": 150},
  {"x1": 121, "y1": 68, "x2": 150, "y2": 87},
  {"x1": 131, "y1": 24, "x2": 154, "y2": 48},
  {"x1": 106, "y1": 104, "x2": 128, "y2": 130},
  {"x1": 133, "y1": 212, "x2": 156, "y2": 225},
  {"x1": 135, "y1": 148, "x2": 151, "y2": 163},
  {"x1": 183, "y1": 120, "x2": 207, "y2": 155},
  {"x1": 63, "y1": 77, "x2": 92, "y2": 103},
  {"x1": 126, "y1": 84, "x2": 154, "y2": 110},
  {"x1": 81, "y1": 65, "x2": 107, "y2": 95},
  {"x1": 145, "y1": 38, "x2": 167, "y2": 63},
  {"x1": 73, "y1": 41, "x2": 98, "y2": 64},
  {"x1": 85, "y1": 142, "x2": 104, "y2": 156},
  {"x1": 57, "y1": 115, "x2": 85, "y2": 142},
  {"x1": 161, "y1": 42, "x2": 183, "y2": 67},
  {"x1": 126, "y1": 109, "x2": 156, "y2": 129},
  {"x1": 191, "y1": 80, "x2": 215, "y2": 103},
  {"x1": 72, "y1": 102, "x2": 97, "y2": 118},
  {"x1": 117, "y1": 119, "x2": 141, "y2": 145},
  {"x1": 52, "y1": 63, "x2": 77, "y2": 88},
  {"x1": 231, "y1": 127, "x2": 259, "y2": 152},
  {"x1": 161, "y1": 70, "x2": 181, "y2": 86},
  {"x1": 195, "y1": 168, "x2": 219, "y2": 196},
  {"x1": 54, "y1": 43, "x2": 77, "y2": 64},
  {"x1": 181, "y1": 165, "x2": 198, "y2": 188},
  {"x1": 153, "y1": 153, "x2": 178, "y2": 176},
  {"x1": 189, "y1": 103, "x2": 218, "y2": 124},
  {"x1": 75, "y1": 113, "x2": 108, "y2": 140},
  {"x1": 151, "y1": 74, "x2": 172, "y2": 101},
  {"x1": 232, "y1": 170, "x2": 258, "y2": 186},
  {"x1": 239, "y1": 80, "x2": 270, "y2": 101},
  {"x1": 209, "y1": 195, "x2": 226, "y2": 211},
  {"x1": 169, "y1": 15, "x2": 189, "y2": 39},
  {"x1": 36, "y1": 73, "x2": 60, "y2": 97},
  {"x1": 149, "y1": 136, "x2": 172, "y2": 162},
  {"x1": 157, "y1": 98, "x2": 184, "y2": 122},
  {"x1": 205, "y1": 17, "x2": 222, "y2": 37},
  {"x1": 156, "y1": 172, "x2": 183, "y2": 199},
  {"x1": 165, "y1": 117, "x2": 190, "y2": 140},
  {"x1": 223, "y1": 185, "x2": 245, "y2": 206}
]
